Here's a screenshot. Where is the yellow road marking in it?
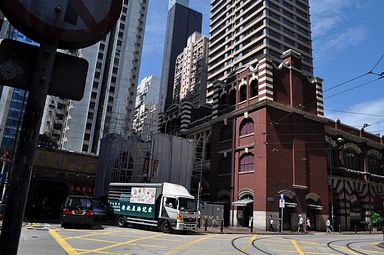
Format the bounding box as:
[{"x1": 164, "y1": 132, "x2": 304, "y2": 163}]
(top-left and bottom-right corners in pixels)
[
  {"x1": 78, "y1": 233, "x2": 163, "y2": 254},
  {"x1": 49, "y1": 229, "x2": 79, "y2": 255},
  {"x1": 267, "y1": 250, "x2": 298, "y2": 253},
  {"x1": 152, "y1": 237, "x2": 185, "y2": 242},
  {"x1": 349, "y1": 247, "x2": 384, "y2": 254},
  {"x1": 239, "y1": 235, "x2": 257, "y2": 254},
  {"x1": 100, "y1": 232, "x2": 150, "y2": 239},
  {"x1": 67, "y1": 237, "x2": 119, "y2": 244},
  {"x1": 63, "y1": 230, "x2": 126, "y2": 240},
  {"x1": 297, "y1": 240, "x2": 326, "y2": 246},
  {"x1": 291, "y1": 239, "x2": 305, "y2": 255},
  {"x1": 76, "y1": 248, "x2": 128, "y2": 255},
  {"x1": 338, "y1": 246, "x2": 359, "y2": 255},
  {"x1": 164, "y1": 234, "x2": 218, "y2": 255},
  {"x1": 304, "y1": 253, "x2": 340, "y2": 255}
]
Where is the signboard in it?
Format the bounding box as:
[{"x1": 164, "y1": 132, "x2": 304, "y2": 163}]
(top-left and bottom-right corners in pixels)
[
  {"x1": 109, "y1": 188, "x2": 157, "y2": 219},
  {"x1": 279, "y1": 198, "x2": 285, "y2": 208},
  {"x1": 0, "y1": 0, "x2": 123, "y2": 49},
  {"x1": 0, "y1": 39, "x2": 87, "y2": 100},
  {"x1": 130, "y1": 187, "x2": 156, "y2": 204}
]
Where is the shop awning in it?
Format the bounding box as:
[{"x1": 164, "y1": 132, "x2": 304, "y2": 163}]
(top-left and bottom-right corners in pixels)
[
  {"x1": 285, "y1": 202, "x2": 297, "y2": 208},
  {"x1": 307, "y1": 204, "x2": 323, "y2": 210},
  {"x1": 232, "y1": 198, "x2": 253, "y2": 206}
]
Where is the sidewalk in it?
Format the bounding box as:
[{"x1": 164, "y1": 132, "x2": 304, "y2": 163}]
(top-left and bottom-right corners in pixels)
[{"x1": 196, "y1": 225, "x2": 384, "y2": 235}]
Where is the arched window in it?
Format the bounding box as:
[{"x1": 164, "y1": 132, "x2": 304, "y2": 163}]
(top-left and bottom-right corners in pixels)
[
  {"x1": 229, "y1": 89, "x2": 236, "y2": 105},
  {"x1": 343, "y1": 148, "x2": 361, "y2": 171},
  {"x1": 250, "y1": 79, "x2": 258, "y2": 97},
  {"x1": 239, "y1": 85, "x2": 247, "y2": 101},
  {"x1": 219, "y1": 93, "x2": 227, "y2": 108},
  {"x1": 219, "y1": 124, "x2": 232, "y2": 142},
  {"x1": 239, "y1": 153, "x2": 254, "y2": 172},
  {"x1": 368, "y1": 155, "x2": 382, "y2": 175},
  {"x1": 240, "y1": 118, "x2": 254, "y2": 136}
]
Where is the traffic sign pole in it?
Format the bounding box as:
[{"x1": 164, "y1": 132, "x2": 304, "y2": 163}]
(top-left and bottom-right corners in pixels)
[{"x1": 0, "y1": 40, "x2": 58, "y2": 255}]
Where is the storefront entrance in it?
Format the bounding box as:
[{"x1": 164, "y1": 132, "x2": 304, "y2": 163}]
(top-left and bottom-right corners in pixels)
[{"x1": 233, "y1": 195, "x2": 253, "y2": 227}]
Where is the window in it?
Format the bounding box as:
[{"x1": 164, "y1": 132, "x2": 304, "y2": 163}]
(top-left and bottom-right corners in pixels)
[
  {"x1": 343, "y1": 148, "x2": 361, "y2": 171},
  {"x1": 164, "y1": 197, "x2": 177, "y2": 209},
  {"x1": 250, "y1": 79, "x2": 258, "y2": 97},
  {"x1": 229, "y1": 90, "x2": 236, "y2": 105},
  {"x1": 368, "y1": 155, "x2": 382, "y2": 175},
  {"x1": 239, "y1": 85, "x2": 247, "y2": 101},
  {"x1": 240, "y1": 119, "x2": 254, "y2": 136},
  {"x1": 239, "y1": 153, "x2": 254, "y2": 172},
  {"x1": 219, "y1": 124, "x2": 232, "y2": 142}
]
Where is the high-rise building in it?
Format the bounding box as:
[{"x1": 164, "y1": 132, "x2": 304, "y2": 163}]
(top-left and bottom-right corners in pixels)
[
  {"x1": 173, "y1": 32, "x2": 209, "y2": 107},
  {"x1": 133, "y1": 75, "x2": 161, "y2": 141},
  {"x1": 206, "y1": 0, "x2": 313, "y2": 103},
  {"x1": 62, "y1": 0, "x2": 148, "y2": 154},
  {"x1": 159, "y1": 0, "x2": 202, "y2": 112},
  {"x1": 0, "y1": 26, "x2": 38, "y2": 152}
]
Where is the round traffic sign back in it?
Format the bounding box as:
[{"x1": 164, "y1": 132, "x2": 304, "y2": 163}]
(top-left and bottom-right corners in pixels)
[{"x1": 0, "y1": 0, "x2": 122, "y2": 49}]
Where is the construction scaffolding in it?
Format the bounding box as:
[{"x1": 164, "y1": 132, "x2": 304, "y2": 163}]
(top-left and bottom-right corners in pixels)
[{"x1": 94, "y1": 133, "x2": 151, "y2": 200}]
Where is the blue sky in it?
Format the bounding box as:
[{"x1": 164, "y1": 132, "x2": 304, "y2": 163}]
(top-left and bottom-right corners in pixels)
[{"x1": 139, "y1": 0, "x2": 384, "y2": 135}]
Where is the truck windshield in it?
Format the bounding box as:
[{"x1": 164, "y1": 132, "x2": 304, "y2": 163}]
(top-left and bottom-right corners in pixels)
[{"x1": 178, "y1": 198, "x2": 197, "y2": 212}]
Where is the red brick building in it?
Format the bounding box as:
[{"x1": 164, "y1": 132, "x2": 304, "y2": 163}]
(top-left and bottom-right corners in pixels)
[{"x1": 184, "y1": 50, "x2": 384, "y2": 231}]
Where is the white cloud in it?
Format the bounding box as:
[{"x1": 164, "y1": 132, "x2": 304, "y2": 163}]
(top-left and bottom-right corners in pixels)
[
  {"x1": 311, "y1": 0, "x2": 368, "y2": 63},
  {"x1": 321, "y1": 26, "x2": 367, "y2": 51},
  {"x1": 326, "y1": 98, "x2": 384, "y2": 135}
]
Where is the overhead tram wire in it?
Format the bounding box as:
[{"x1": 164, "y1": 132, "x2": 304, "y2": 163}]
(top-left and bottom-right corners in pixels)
[
  {"x1": 324, "y1": 77, "x2": 382, "y2": 100},
  {"x1": 269, "y1": 54, "x2": 384, "y2": 126}
]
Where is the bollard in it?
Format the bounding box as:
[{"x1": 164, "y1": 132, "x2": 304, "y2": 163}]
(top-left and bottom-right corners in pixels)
[
  {"x1": 220, "y1": 219, "x2": 224, "y2": 233},
  {"x1": 339, "y1": 224, "x2": 341, "y2": 234},
  {"x1": 355, "y1": 224, "x2": 357, "y2": 234},
  {"x1": 250, "y1": 218, "x2": 254, "y2": 233},
  {"x1": 204, "y1": 219, "x2": 207, "y2": 231}
]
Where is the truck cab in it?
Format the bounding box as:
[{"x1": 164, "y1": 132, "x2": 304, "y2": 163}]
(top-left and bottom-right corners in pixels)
[{"x1": 160, "y1": 195, "x2": 197, "y2": 232}]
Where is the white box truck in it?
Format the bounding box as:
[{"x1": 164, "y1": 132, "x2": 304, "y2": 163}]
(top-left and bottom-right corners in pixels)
[{"x1": 108, "y1": 182, "x2": 198, "y2": 233}]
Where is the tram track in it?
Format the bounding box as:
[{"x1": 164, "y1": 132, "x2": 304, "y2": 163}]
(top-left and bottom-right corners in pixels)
[
  {"x1": 327, "y1": 239, "x2": 376, "y2": 255},
  {"x1": 231, "y1": 235, "x2": 274, "y2": 255}
]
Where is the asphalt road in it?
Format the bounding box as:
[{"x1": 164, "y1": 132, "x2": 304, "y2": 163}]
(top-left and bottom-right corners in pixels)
[
  {"x1": 37, "y1": 224, "x2": 384, "y2": 255},
  {"x1": 15, "y1": 224, "x2": 384, "y2": 255}
]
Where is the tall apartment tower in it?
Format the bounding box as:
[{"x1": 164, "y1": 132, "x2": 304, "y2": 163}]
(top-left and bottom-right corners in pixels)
[
  {"x1": 159, "y1": 0, "x2": 202, "y2": 112},
  {"x1": 0, "y1": 24, "x2": 73, "y2": 151},
  {"x1": 172, "y1": 32, "x2": 209, "y2": 106},
  {"x1": 206, "y1": 0, "x2": 313, "y2": 103},
  {"x1": 133, "y1": 75, "x2": 161, "y2": 141},
  {"x1": 62, "y1": 0, "x2": 148, "y2": 154}
]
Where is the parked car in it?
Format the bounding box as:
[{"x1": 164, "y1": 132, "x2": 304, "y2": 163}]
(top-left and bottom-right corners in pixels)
[
  {"x1": 92, "y1": 200, "x2": 107, "y2": 221},
  {"x1": 61, "y1": 195, "x2": 94, "y2": 228}
]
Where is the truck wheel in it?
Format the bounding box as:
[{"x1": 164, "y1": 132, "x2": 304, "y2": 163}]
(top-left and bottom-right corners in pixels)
[
  {"x1": 160, "y1": 220, "x2": 171, "y2": 233},
  {"x1": 116, "y1": 215, "x2": 126, "y2": 227}
]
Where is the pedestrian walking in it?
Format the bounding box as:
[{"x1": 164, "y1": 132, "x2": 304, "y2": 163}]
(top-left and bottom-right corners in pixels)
[
  {"x1": 268, "y1": 215, "x2": 274, "y2": 232},
  {"x1": 326, "y1": 218, "x2": 332, "y2": 234},
  {"x1": 298, "y1": 215, "x2": 304, "y2": 233},
  {"x1": 306, "y1": 218, "x2": 311, "y2": 233}
]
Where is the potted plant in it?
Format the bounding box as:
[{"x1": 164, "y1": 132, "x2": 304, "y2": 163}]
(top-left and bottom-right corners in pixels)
[{"x1": 371, "y1": 212, "x2": 383, "y2": 231}]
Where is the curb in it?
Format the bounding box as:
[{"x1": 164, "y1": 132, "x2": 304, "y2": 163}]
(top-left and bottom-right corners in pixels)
[{"x1": 25, "y1": 223, "x2": 56, "y2": 231}]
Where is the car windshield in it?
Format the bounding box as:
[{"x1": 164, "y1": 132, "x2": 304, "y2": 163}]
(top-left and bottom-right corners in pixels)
[
  {"x1": 93, "y1": 201, "x2": 106, "y2": 209},
  {"x1": 65, "y1": 197, "x2": 92, "y2": 209},
  {"x1": 178, "y1": 198, "x2": 197, "y2": 212}
]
